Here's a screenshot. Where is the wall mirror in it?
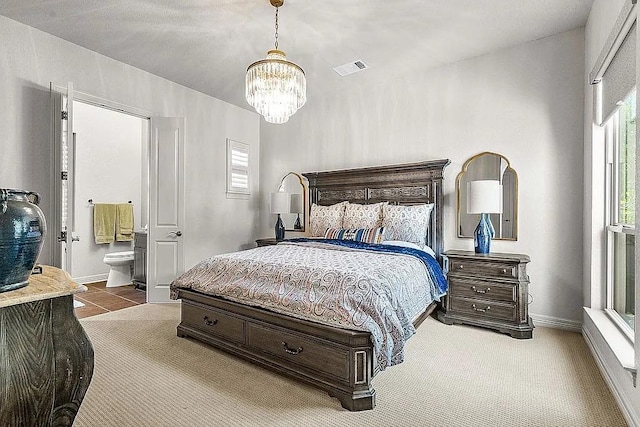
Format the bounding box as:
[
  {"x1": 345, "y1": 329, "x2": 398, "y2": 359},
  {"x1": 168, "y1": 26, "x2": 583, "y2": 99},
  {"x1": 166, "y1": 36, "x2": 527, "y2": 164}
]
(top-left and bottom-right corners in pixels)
[
  {"x1": 278, "y1": 172, "x2": 307, "y2": 232},
  {"x1": 457, "y1": 152, "x2": 518, "y2": 240}
]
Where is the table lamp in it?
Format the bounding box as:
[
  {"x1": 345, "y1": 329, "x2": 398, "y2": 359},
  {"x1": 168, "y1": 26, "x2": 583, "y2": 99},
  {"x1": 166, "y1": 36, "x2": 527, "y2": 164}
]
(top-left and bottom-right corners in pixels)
[
  {"x1": 270, "y1": 191, "x2": 290, "y2": 240},
  {"x1": 467, "y1": 180, "x2": 503, "y2": 254}
]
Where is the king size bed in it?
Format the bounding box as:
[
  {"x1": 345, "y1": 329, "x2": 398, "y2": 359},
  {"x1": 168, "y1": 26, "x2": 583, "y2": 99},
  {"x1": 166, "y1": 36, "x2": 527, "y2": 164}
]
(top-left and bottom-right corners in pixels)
[{"x1": 171, "y1": 159, "x2": 450, "y2": 411}]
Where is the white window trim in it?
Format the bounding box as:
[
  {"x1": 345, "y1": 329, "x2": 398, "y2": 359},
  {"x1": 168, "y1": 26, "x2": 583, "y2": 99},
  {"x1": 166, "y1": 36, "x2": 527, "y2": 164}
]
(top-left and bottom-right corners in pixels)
[
  {"x1": 584, "y1": 307, "x2": 636, "y2": 386},
  {"x1": 226, "y1": 139, "x2": 250, "y2": 199},
  {"x1": 604, "y1": 103, "x2": 636, "y2": 343}
]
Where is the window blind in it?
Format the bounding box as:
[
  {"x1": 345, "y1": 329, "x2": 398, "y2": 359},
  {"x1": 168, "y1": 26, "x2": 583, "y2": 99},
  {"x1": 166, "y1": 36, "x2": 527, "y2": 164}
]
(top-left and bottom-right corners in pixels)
[
  {"x1": 227, "y1": 139, "x2": 250, "y2": 195},
  {"x1": 601, "y1": 22, "x2": 636, "y2": 125}
]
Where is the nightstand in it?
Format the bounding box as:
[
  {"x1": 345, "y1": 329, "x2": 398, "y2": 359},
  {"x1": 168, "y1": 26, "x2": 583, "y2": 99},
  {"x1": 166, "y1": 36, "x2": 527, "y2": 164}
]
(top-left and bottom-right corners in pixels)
[
  {"x1": 256, "y1": 238, "x2": 279, "y2": 247},
  {"x1": 437, "y1": 250, "x2": 534, "y2": 339}
]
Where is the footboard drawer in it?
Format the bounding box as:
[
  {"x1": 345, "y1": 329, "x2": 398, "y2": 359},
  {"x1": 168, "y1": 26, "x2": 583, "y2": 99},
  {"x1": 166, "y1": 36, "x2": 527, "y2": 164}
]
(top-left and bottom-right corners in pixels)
[
  {"x1": 246, "y1": 322, "x2": 350, "y2": 381},
  {"x1": 181, "y1": 301, "x2": 245, "y2": 344}
]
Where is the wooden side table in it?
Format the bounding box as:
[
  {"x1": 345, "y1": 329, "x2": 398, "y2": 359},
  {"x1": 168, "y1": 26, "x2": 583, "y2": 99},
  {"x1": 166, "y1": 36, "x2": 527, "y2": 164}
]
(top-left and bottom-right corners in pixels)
[
  {"x1": 437, "y1": 250, "x2": 534, "y2": 339},
  {"x1": 0, "y1": 266, "x2": 94, "y2": 426},
  {"x1": 256, "y1": 238, "x2": 280, "y2": 247}
]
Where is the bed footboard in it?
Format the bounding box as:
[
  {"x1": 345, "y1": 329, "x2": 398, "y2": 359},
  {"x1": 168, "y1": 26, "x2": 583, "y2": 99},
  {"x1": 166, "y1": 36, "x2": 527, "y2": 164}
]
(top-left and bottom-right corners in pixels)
[{"x1": 176, "y1": 289, "x2": 377, "y2": 411}]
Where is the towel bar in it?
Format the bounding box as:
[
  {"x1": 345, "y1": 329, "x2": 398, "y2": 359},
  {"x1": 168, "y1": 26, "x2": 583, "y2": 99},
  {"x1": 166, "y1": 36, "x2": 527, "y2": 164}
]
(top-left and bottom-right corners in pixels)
[{"x1": 87, "y1": 199, "x2": 132, "y2": 206}]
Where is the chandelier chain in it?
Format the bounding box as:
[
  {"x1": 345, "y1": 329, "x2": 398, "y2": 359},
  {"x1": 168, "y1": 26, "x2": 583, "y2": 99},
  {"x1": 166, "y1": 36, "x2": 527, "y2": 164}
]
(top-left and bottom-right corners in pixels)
[{"x1": 274, "y1": 6, "x2": 279, "y2": 50}]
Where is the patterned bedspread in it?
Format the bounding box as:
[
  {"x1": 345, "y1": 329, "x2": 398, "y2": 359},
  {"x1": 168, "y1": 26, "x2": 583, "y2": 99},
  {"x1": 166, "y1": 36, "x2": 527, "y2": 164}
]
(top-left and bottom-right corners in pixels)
[{"x1": 170, "y1": 239, "x2": 447, "y2": 371}]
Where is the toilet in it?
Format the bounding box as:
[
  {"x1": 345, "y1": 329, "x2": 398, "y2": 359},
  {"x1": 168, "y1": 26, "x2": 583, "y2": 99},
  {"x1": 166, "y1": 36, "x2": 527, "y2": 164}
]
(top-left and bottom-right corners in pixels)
[{"x1": 103, "y1": 251, "x2": 135, "y2": 287}]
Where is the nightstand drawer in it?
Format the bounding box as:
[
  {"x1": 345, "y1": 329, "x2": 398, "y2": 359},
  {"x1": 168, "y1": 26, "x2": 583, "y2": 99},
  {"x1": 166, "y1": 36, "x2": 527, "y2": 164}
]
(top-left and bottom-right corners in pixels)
[
  {"x1": 449, "y1": 296, "x2": 516, "y2": 322},
  {"x1": 449, "y1": 278, "x2": 515, "y2": 303},
  {"x1": 448, "y1": 259, "x2": 517, "y2": 279}
]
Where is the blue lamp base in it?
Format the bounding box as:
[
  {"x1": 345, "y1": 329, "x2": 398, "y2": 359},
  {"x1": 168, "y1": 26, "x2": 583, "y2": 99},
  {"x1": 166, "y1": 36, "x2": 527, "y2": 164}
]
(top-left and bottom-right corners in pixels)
[
  {"x1": 275, "y1": 214, "x2": 285, "y2": 241},
  {"x1": 474, "y1": 213, "x2": 495, "y2": 254}
]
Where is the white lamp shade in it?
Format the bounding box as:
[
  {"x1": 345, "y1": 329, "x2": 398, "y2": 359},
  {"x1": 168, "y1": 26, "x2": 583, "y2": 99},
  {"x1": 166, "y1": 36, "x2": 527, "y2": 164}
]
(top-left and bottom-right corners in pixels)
[
  {"x1": 467, "y1": 180, "x2": 503, "y2": 214},
  {"x1": 270, "y1": 191, "x2": 290, "y2": 214},
  {"x1": 290, "y1": 193, "x2": 303, "y2": 214}
]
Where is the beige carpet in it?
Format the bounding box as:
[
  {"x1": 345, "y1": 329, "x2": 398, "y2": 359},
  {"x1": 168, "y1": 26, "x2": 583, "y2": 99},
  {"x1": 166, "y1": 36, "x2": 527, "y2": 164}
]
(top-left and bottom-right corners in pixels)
[{"x1": 76, "y1": 303, "x2": 626, "y2": 427}]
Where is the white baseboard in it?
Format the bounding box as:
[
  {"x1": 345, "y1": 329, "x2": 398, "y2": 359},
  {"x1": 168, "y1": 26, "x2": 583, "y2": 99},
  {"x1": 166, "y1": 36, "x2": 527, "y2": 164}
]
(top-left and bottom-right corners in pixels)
[
  {"x1": 73, "y1": 273, "x2": 108, "y2": 285},
  {"x1": 529, "y1": 313, "x2": 582, "y2": 332},
  {"x1": 583, "y1": 325, "x2": 639, "y2": 427}
]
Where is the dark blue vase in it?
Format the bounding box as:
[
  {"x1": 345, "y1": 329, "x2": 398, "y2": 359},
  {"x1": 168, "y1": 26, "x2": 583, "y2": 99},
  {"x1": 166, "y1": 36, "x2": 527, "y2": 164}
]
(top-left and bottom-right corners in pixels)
[
  {"x1": 474, "y1": 213, "x2": 494, "y2": 254},
  {"x1": 0, "y1": 189, "x2": 47, "y2": 292},
  {"x1": 275, "y1": 214, "x2": 285, "y2": 241}
]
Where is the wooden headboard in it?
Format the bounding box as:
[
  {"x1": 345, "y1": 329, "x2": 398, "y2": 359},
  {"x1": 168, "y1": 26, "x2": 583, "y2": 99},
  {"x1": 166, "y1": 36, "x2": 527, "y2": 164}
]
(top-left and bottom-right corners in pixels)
[{"x1": 302, "y1": 159, "x2": 450, "y2": 261}]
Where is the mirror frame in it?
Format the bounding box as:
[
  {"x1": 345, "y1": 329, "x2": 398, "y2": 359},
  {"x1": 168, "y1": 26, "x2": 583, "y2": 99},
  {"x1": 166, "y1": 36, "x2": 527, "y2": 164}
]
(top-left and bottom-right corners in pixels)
[
  {"x1": 278, "y1": 172, "x2": 308, "y2": 233},
  {"x1": 456, "y1": 151, "x2": 518, "y2": 241}
]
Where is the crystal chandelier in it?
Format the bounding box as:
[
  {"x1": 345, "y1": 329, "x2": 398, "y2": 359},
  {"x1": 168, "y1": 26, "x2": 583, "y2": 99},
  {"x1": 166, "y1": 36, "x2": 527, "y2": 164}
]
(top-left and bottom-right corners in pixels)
[{"x1": 246, "y1": 0, "x2": 306, "y2": 124}]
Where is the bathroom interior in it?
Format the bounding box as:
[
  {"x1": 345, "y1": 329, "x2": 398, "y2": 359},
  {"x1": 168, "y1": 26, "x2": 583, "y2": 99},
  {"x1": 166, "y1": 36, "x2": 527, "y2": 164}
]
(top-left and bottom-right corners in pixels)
[{"x1": 70, "y1": 100, "x2": 149, "y2": 301}]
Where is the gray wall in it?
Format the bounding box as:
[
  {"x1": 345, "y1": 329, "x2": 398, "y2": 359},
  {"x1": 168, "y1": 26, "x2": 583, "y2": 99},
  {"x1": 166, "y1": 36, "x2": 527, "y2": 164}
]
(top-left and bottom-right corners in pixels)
[
  {"x1": 260, "y1": 28, "x2": 586, "y2": 326},
  {"x1": 0, "y1": 15, "x2": 261, "y2": 270}
]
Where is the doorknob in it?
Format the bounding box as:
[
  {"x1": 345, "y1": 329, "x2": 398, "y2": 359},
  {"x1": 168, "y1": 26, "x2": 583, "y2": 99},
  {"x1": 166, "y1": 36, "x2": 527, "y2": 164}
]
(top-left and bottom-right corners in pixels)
[{"x1": 169, "y1": 231, "x2": 182, "y2": 237}]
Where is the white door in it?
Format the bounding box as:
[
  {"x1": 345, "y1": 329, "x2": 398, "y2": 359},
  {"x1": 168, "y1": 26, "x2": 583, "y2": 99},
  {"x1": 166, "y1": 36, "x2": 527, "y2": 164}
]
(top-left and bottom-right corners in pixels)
[
  {"x1": 51, "y1": 82, "x2": 76, "y2": 272},
  {"x1": 147, "y1": 117, "x2": 185, "y2": 303}
]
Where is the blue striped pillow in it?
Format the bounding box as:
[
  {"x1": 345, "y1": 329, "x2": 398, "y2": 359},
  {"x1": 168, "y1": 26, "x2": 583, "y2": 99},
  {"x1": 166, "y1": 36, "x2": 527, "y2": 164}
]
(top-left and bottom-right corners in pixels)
[{"x1": 324, "y1": 227, "x2": 385, "y2": 244}]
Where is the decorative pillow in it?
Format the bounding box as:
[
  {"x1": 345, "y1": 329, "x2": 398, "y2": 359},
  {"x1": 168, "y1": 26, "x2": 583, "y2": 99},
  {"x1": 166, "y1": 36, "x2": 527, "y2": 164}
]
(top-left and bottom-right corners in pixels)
[
  {"x1": 381, "y1": 204, "x2": 434, "y2": 248},
  {"x1": 324, "y1": 227, "x2": 386, "y2": 244},
  {"x1": 309, "y1": 201, "x2": 348, "y2": 237},
  {"x1": 342, "y1": 202, "x2": 387, "y2": 229}
]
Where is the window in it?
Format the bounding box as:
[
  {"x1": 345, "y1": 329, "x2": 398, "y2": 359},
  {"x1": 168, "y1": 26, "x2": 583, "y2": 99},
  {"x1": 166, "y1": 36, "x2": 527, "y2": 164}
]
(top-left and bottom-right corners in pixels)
[
  {"x1": 226, "y1": 139, "x2": 250, "y2": 197},
  {"x1": 606, "y1": 88, "x2": 636, "y2": 336}
]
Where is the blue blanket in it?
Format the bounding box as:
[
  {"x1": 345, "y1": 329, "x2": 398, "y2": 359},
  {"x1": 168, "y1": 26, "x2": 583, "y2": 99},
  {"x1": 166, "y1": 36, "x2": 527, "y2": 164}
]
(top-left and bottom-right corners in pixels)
[{"x1": 284, "y1": 238, "x2": 448, "y2": 295}]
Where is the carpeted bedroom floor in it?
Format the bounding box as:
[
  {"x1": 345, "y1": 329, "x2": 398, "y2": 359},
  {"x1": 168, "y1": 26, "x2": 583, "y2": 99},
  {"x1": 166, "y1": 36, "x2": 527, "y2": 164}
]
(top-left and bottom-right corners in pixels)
[{"x1": 76, "y1": 303, "x2": 626, "y2": 426}]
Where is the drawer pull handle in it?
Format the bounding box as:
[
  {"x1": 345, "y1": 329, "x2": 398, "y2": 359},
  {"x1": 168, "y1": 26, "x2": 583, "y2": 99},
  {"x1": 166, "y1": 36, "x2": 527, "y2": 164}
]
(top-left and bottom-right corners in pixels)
[
  {"x1": 471, "y1": 286, "x2": 490, "y2": 294},
  {"x1": 458, "y1": 264, "x2": 464, "y2": 269},
  {"x1": 203, "y1": 316, "x2": 218, "y2": 326},
  {"x1": 501, "y1": 268, "x2": 508, "y2": 274},
  {"x1": 472, "y1": 304, "x2": 490, "y2": 313},
  {"x1": 282, "y1": 342, "x2": 303, "y2": 355}
]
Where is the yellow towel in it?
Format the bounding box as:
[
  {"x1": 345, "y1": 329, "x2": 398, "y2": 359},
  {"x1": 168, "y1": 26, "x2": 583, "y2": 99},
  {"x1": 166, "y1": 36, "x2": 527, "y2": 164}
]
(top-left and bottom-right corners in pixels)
[
  {"x1": 94, "y1": 204, "x2": 116, "y2": 244},
  {"x1": 116, "y1": 203, "x2": 134, "y2": 242}
]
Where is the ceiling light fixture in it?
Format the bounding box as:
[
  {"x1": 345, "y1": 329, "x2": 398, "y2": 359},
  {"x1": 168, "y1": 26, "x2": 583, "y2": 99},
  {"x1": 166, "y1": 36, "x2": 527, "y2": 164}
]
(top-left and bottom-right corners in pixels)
[{"x1": 245, "y1": 0, "x2": 306, "y2": 124}]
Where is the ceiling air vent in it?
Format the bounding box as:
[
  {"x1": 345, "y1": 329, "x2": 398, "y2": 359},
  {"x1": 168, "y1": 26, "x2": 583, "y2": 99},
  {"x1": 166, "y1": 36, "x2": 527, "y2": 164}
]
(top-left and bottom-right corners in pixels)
[{"x1": 333, "y1": 60, "x2": 369, "y2": 77}]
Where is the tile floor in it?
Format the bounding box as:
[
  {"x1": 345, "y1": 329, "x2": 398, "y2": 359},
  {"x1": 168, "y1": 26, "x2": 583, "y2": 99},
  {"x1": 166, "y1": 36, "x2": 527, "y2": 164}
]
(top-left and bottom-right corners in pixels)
[{"x1": 74, "y1": 281, "x2": 146, "y2": 319}]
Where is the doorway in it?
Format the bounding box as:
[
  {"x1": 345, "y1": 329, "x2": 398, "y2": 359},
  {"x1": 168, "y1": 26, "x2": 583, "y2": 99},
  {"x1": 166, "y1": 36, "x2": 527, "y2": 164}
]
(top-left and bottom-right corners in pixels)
[
  {"x1": 70, "y1": 101, "x2": 149, "y2": 284},
  {"x1": 51, "y1": 83, "x2": 150, "y2": 300}
]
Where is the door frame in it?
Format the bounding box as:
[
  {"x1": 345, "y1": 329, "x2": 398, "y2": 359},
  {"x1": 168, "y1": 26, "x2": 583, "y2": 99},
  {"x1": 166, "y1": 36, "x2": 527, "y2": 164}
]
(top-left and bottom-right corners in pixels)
[{"x1": 50, "y1": 84, "x2": 157, "y2": 281}]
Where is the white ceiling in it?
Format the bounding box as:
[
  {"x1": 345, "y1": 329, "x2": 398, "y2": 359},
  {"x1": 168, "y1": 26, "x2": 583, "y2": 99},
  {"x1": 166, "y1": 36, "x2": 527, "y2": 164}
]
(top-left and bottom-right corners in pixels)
[{"x1": 0, "y1": 0, "x2": 594, "y2": 111}]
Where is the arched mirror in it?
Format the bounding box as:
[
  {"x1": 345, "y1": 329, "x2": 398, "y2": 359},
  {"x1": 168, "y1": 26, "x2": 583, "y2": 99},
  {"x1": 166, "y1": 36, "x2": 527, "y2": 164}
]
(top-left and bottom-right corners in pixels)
[
  {"x1": 278, "y1": 172, "x2": 307, "y2": 232},
  {"x1": 457, "y1": 152, "x2": 518, "y2": 240}
]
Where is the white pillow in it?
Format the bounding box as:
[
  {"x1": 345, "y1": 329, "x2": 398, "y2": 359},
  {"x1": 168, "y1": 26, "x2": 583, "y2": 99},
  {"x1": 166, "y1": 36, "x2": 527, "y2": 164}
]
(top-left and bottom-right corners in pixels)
[
  {"x1": 381, "y1": 240, "x2": 436, "y2": 258},
  {"x1": 309, "y1": 201, "x2": 348, "y2": 237},
  {"x1": 381, "y1": 203, "x2": 434, "y2": 248},
  {"x1": 342, "y1": 202, "x2": 386, "y2": 229}
]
